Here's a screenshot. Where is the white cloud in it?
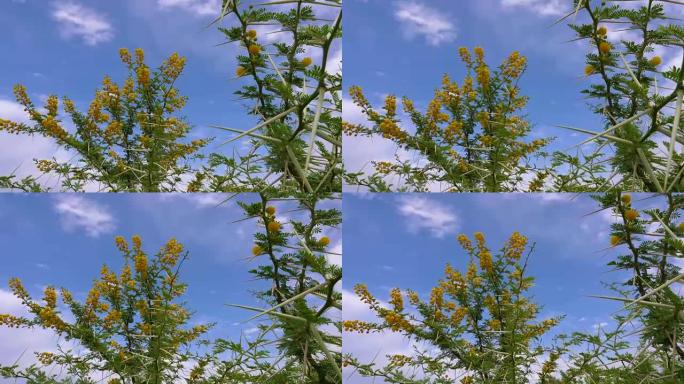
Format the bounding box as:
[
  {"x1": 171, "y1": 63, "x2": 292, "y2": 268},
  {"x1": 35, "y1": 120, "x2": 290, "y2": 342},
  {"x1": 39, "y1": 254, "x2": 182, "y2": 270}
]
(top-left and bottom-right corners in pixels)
[
  {"x1": 396, "y1": 195, "x2": 459, "y2": 238},
  {"x1": 393, "y1": 1, "x2": 457, "y2": 46},
  {"x1": 51, "y1": 2, "x2": 114, "y2": 45},
  {"x1": 157, "y1": 0, "x2": 221, "y2": 17},
  {"x1": 54, "y1": 196, "x2": 115, "y2": 237},
  {"x1": 500, "y1": 0, "x2": 569, "y2": 17}
]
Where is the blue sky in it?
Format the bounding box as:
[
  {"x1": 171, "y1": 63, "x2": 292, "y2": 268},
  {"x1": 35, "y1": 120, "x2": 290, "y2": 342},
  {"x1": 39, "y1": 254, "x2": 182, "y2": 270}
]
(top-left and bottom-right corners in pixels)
[
  {"x1": 0, "y1": 0, "x2": 341, "y2": 189},
  {"x1": 0, "y1": 193, "x2": 341, "y2": 377},
  {"x1": 342, "y1": 192, "x2": 670, "y2": 383},
  {"x1": 343, "y1": 0, "x2": 684, "y2": 189}
]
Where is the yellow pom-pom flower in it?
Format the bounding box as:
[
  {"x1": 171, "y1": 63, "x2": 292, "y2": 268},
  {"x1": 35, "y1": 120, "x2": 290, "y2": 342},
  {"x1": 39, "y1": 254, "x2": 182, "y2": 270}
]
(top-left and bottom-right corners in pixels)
[
  {"x1": 599, "y1": 42, "x2": 611, "y2": 54},
  {"x1": 610, "y1": 235, "x2": 621, "y2": 246},
  {"x1": 248, "y1": 44, "x2": 261, "y2": 55},
  {"x1": 584, "y1": 65, "x2": 595, "y2": 76},
  {"x1": 597, "y1": 26, "x2": 607, "y2": 36},
  {"x1": 678, "y1": 222, "x2": 684, "y2": 232},
  {"x1": 649, "y1": 56, "x2": 662, "y2": 66},
  {"x1": 267, "y1": 221, "x2": 281, "y2": 233},
  {"x1": 246, "y1": 29, "x2": 257, "y2": 39},
  {"x1": 265, "y1": 206, "x2": 276, "y2": 215},
  {"x1": 252, "y1": 245, "x2": 263, "y2": 256},
  {"x1": 319, "y1": 236, "x2": 330, "y2": 246},
  {"x1": 624, "y1": 209, "x2": 638, "y2": 221},
  {"x1": 301, "y1": 57, "x2": 313, "y2": 67},
  {"x1": 621, "y1": 194, "x2": 631, "y2": 204},
  {"x1": 236, "y1": 66, "x2": 248, "y2": 77}
]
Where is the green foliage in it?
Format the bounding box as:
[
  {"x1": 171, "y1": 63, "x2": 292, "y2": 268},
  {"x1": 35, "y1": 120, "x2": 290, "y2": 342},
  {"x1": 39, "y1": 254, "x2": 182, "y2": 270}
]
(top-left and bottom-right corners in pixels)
[
  {"x1": 194, "y1": 0, "x2": 343, "y2": 195},
  {"x1": 214, "y1": 193, "x2": 342, "y2": 383}
]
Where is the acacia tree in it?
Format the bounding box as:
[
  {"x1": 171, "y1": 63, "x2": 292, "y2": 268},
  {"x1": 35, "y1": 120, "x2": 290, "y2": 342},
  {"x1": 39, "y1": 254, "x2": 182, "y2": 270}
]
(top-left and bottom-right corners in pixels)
[
  {"x1": 0, "y1": 49, "x2": 208, "y2": 192},
  {"x1": 555, "y1": 192, "x2": 684, "y2": 383},
  {"x1": 192, "y1": 0, "x2": 343, "y2": 195},
  {"x1": 201, "y1": 193, "x2": 342, "y2": 383},
  {"x1": 555, "y1": 0, "x2": 684, "y2": 192},
  {"x1": 344, "y1": 232, "x2": 563, "y2": 383},
  {"x1": 344, "y1": 48, "x2": 552, "y2": 192},
  {"x1": 0, "y1": 236, "x2": 212, "y2": 383},
  {"x1": 0, "y1": 1, "x2": 343, "y2": 194}
]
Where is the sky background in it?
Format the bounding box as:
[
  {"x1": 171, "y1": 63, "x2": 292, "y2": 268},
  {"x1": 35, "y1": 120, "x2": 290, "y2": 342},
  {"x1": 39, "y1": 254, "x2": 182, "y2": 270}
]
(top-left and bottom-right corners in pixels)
[
  {"x1": 343, "y1": 0, "x2": 684, "y2": 191},
  {"x1": 0, "y1": 0, "x2": 341, "y2": 190},
  {"x1": 0, "y1": 193, "x2": 341, "y2": 380},
  {"x1": 342, "y1": 192, "x2": 674, "y2": 383}
]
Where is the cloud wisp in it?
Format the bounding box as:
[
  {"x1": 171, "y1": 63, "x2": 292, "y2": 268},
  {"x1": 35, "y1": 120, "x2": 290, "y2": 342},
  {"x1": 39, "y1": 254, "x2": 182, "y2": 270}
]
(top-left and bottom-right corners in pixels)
[
  {"x1": 51, "y1": 2, "x2": 115, "y2": 45},
  {"x1": 54, "y1": 196, "x2": 116, "y2": 237},
  {"x1": 393, "y1": 1, "x2": 457, "y2": 46}
]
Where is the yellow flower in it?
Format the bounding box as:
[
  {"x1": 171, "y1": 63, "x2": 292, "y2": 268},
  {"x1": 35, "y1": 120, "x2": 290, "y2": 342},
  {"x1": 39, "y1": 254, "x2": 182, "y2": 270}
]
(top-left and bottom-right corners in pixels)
[
  {"x1": 624, "y1": 209, "x2": 638, "y2": 221},
  {"x1": 246, "y1": 29, "x2": 257, "y2": 39},
  {"x1": 678, "y1": 222, "x2": 684, "y2": 232},
  {"x1": 162, "y1": 238, "x2": 183, "y2": 265},
  {"x1": 457, "y1": 234, "x2": 473, "y2": 251},
  {"x1": 649, "y1": 56, "x2": 662, "y2": 66},
  {"x1": 248, "y1": 44, "x2": 261, "y2": 55},
  {"x1": 301, "y1": 57, "x2": 313, "y2": 67},
  {"x1": 610, "y1": 235, "x2": 621, "y2": 246},
  {"x1": 621, "y1": 194, "x2": 631, "y2": 205},
  {"x1": 506, "y1": 231, "x2": 527, "y2": 260},
  {"x1": 584, "y1": 65, "x2": 595, "y2": 76},
  {"x1": 136, "y1": 66, "x2": 150, "y2": 87},
  {"x1": 134, "y1": 48, "x2": 145, "y2": 64},
  {"x1": 479, "y1": 250, "x2": 493, "y2": 274},
  {"x1": 597, "y1": 26, "x2": 607, "y2": 36},
  {"x1": 236, "y1": 66, "x2": 248, "y2": 77},
  {"x1": 134, "y1": 254, "x2": 148, "y2": 278},
  {"x1": 267, "y1": 221, "x2": 281, "y2": 233},
  {"x1": 599, "y1": 42, "x2": 611, "y2": 54},
  {"x1": 265, "y1": 206, "x2": 276, "y2": 215},
  {"x1": 252, "y1": 245, "x2": 263, "y2": 256},
  {"x1": 132, "y1": 235, "x2": 142, "y2": 251},
  {"x1": 115, "y1": 236, "x2": 129, "y2": 252},
  {"x1": 119, "y1": 48, "x2": 132, "y2": 65},
  {"x1": 389, "y1": 288, "x2": 404, "y2": 312},
  {"x1": 319, "y1": 236, "x2": 330, "y2": 246}
]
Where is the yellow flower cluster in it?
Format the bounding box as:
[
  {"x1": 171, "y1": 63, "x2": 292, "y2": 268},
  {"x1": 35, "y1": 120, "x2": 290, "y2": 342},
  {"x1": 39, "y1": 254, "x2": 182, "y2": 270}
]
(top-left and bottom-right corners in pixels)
[
  {"x1": 479, "y1": 249, "x2": 493, "y2": 274},
  {"x1": 384, "y1": 95, "x2": 397, "y2": 117},
  {"x1": 383, "y1": 310, "x2": 413, "y2": 332},
  {"x1": 503, "y1": 51, "x2": 526, "y2": 78},
  {"x1": 162, "y1": 238, "x2": 183, "y2": 265},
  {"x1": 505, "y1": 231, "x2": 527, "y2": 260},
  {"x1": 342, "y1": 320, "x2": 376, "y2": 334},
  {"x1": 379, "y1": 119, "x2": 407, "y2": 142},
  {"x1": 354, "y1": 284, "x2": 377, "y2": 306},
  {"x1": 135, "y1": 253, "x2": 148, "y2": 279},
  {"x1": 457, "y1": 234, "x2": 473, "y2": 251},
  {"x1": 162, "y1": 52, "x2": 186, "y2": 79},
  {"x1": 389, "y1": 288, "x2": 404, "y2": 312}
]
